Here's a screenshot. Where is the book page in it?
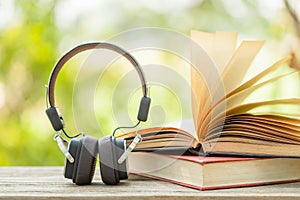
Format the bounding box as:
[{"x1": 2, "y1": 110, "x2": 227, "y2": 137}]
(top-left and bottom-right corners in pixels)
[
  {"x1": 220, "y1": 40, "x2": 264, "y2": 94},
  {"x1": 213, "y1": 71, "x2": 298, "y2": 117},
  {"x1": 225, "y1": 56, "x2": 292, "y2": 98},
  {"x1": 202, "y1": 56, "x2": 292, "y2": 118},
  {"x1": 191, "y1": 31, "x2": 223, "y2": 138},
  {"x1": 196, "y1": 40, "x2": 265, "y2": 140},
  {"x1": 199, "y1": 56, "x2": 293, "y2": 139},
  {"x1": 199, "y1": 40, "x2": 265, "y2": 121},
  {"x1": 202, "y1": 98, "x2": 300, "y2": 137},
  {"x1": 191, "y1": 67, "x2": 209, "y2": 128},
  {"x1": 208, "y1": 114, "x2": 300, "y2": 132},
  {"x1": 191, "y1": 30, "x2": 214, "y2": 58},
  {"x1": 212, "y1": 31, "x2": 238, "y2": 72},
  {"x1": 191, "y1": 31, "x2": 219, "y2": 132},
  {"x1": 208, "y1": 118, "x2": 300, "y2": 140},
  {"x1": 191, "y1": 31, "x2": 238, "y2": 72},
  {"x1": 191, "y1": 31, "x2": 240, "y2": 140},
  {"x1": 226, "y1": 98, "x2": 300, "y2": 116}
]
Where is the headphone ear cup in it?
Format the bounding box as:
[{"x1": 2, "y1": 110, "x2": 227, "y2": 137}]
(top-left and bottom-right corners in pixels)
[
  {"x1": 98, "y1": 136, "x2": 121, "y2": 185},
  {"x1": 64, "y1": 138, "x2": 80, "y2": 180},
  {"x1": 64, "y1": 136, "x2": 98, "y2": 185},
  {"x1": 114, "y1": 138, "x2": 128, "y2": 180}
]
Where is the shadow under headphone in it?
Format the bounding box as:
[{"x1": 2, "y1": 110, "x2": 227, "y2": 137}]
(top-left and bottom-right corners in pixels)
[{"x1": 45, "y1": 42, "x2": 151, "y2": 185}]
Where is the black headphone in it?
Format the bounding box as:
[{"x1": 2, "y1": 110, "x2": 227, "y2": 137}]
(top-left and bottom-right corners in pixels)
[{"x1": 45, "y1": 42, "x2": 151, "y2": 185}]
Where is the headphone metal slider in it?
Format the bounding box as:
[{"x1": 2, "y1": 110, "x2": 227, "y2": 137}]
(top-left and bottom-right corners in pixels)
[
  {"x1": 118, "y1": 134, "x2": 142, "y2": 164},
  {"x1": 54, "y1": 134, "x2": 75, "y2": 163}
]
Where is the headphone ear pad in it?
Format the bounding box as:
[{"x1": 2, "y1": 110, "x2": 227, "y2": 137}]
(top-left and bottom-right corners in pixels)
[
  {"x1": 64, "y1": 138, "x2": 80, "y2": 180},
  {"x1": 114, "y1": 138, "x2": 128, "y2": 180},
  {"x1": 98, "y1": 136, "x2": 120, "y2": 185},
  {"x1": 65, "y1": 136, "x2": 98, "y2": 185}
]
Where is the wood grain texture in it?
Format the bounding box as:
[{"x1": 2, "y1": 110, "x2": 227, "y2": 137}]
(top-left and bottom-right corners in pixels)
[{"x1": 1, "y1": 167, "x2": 300, "y2": 200}]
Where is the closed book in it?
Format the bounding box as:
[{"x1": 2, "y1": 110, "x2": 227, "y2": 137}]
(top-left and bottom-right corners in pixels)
[{"x1": 128, "y1": 152, "x2": 300, "y2": 190}]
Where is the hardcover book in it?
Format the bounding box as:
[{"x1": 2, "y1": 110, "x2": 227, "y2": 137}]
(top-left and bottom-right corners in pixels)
[{"x1": 128, "y1": 152, "x2": 300, "y2": 190}]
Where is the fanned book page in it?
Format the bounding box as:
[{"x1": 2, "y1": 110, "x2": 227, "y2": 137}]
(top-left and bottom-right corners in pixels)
[
  {"x1": 121, "y1": 30, "x2": 300, "y2": 157},
  {"x1": 191, "y1": 30, "x2": 300, "y2": 157}
]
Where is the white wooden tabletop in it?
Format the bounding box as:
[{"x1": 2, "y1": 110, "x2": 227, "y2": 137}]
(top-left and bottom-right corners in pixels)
[{"x1": 1, "y1": 167, "x2": 300, "y2": 200}]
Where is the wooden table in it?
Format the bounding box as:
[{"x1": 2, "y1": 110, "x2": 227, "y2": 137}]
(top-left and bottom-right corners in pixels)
[{"x1": 1, "y1": 167, "x2": 300, "y2": 200}]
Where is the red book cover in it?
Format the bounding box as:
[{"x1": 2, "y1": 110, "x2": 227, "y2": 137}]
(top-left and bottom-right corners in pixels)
[{"x1": 170, "y1": 155, "x2": 258, "y2": 164}]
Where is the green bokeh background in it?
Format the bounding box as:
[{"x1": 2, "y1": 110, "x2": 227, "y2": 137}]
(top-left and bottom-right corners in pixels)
[{"x1": 0, "y1": 0, "x2": 298, "y2": 165}]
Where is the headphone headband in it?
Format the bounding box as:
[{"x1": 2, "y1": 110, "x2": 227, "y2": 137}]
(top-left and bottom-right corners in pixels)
[
  {"x1": 47, "y1": 42, "x2": 148, "y2": 107},
  {"x1": 46, "y1": 42, "x2": 151, "y2": 133}
]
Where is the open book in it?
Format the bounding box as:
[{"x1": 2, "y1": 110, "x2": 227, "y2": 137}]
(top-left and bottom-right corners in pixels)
[{"x1": 120, "y1": 31, "x2": 300, "y2": 157}]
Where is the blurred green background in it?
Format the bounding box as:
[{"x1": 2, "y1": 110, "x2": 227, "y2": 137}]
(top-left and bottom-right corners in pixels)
[{"x1": 0, "y1": 0, "x2": 299, "y2": 165}]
